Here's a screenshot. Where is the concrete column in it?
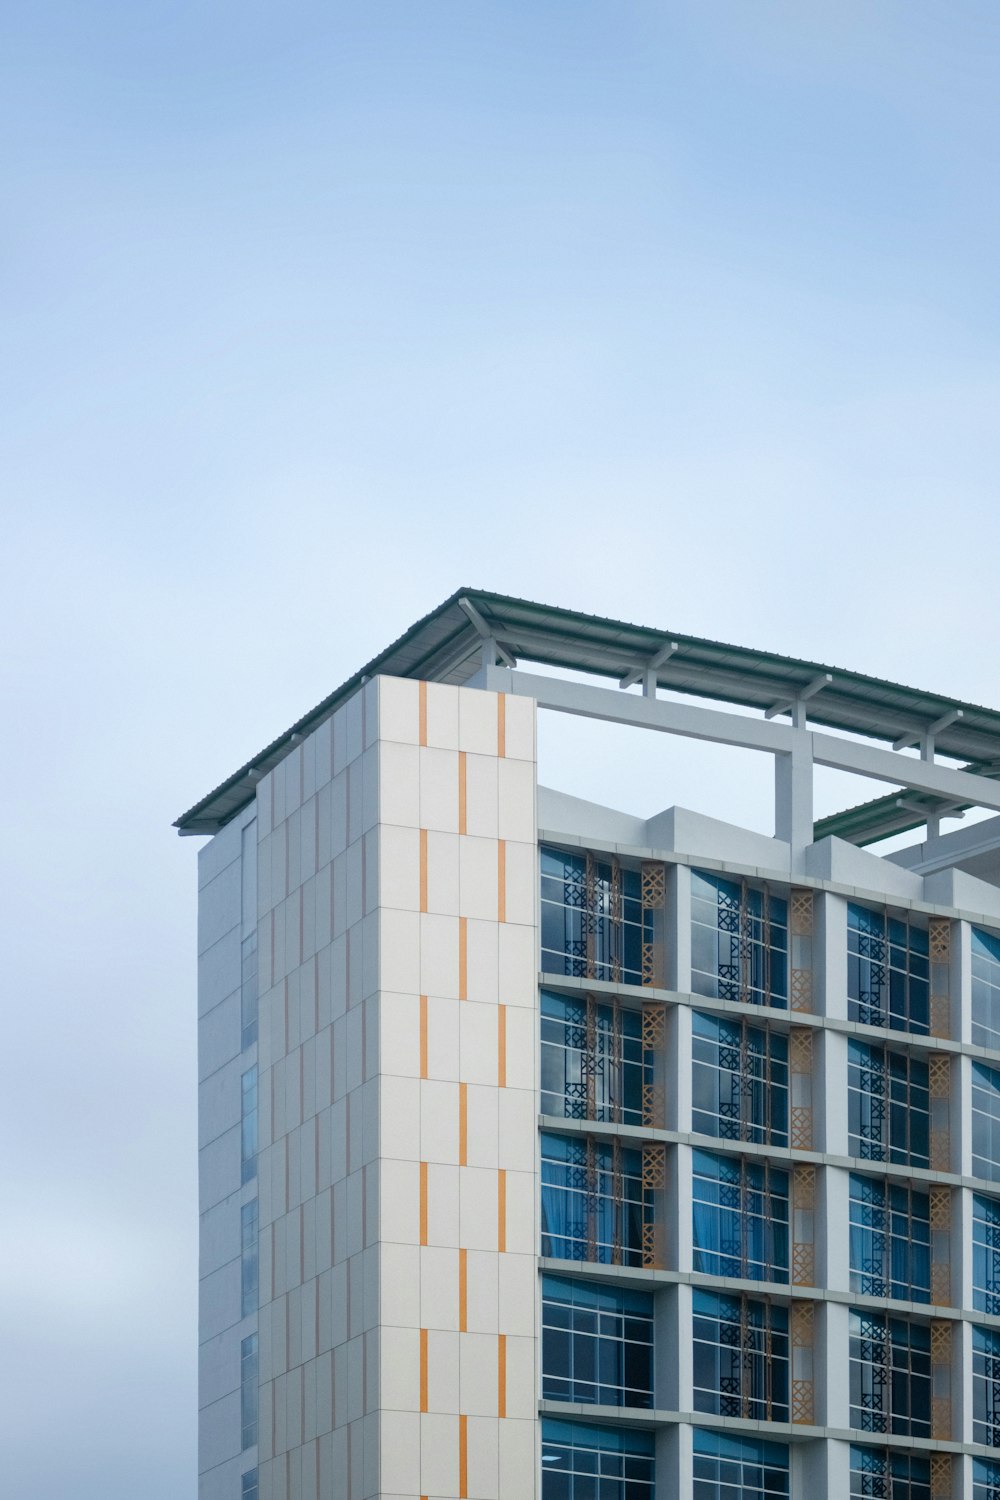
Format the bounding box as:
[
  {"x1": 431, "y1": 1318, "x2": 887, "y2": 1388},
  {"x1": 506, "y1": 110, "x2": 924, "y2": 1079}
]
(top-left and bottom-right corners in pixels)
[
  {"x1": 798, "y1": 1433, "x2": 841, "y2": 1500},
  {"x1": 657, "y1": 1422, "x2": 689, "y2": 1500},
  {"x1": 956, "y1": 1053, "x2": 973, "y2": 1179},
  {"x1": 822, "y1": 1164, "x2": 851, "y2": 1294},
  {"x1": 956, "y1": 918, "x2": 972, "y2": 1046},
  {"x1": 668, "y1": 862, "x2": 691, "y2": 994},
  {"x1": 667, "y1": 1005, "x2": 692, "y2": 1135},
  {"x1": 819, "y1": 1028, "x2": 849, "y2": 1158},
  {"x1": 672, "y1": 1143, "x2": 693, "y2": 1274},
  {"x1": 659, "y1": 1283, "x2": 691, "y2": 1412},
  {"x1": 774, "y1": 731, "x2": 813, "y2": 876},
  {"x1": 815, "y1": 892, "x2": 848, "y2": 1021},
  {"x1": 819, "y1": 1301, "x2": 851, "y2": 1430}
]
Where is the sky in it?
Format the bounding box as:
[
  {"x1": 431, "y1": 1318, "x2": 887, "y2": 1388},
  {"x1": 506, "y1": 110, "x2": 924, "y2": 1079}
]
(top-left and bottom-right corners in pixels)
[{"x1": 2, "y1": 2, "x2": 1000, "y2": 1493}]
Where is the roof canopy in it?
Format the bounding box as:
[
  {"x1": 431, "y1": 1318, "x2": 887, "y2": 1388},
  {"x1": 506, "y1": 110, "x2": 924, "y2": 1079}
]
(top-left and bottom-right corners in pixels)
[{"x1": 175, "y1": 588, "x2": 1000, "y2": 838}]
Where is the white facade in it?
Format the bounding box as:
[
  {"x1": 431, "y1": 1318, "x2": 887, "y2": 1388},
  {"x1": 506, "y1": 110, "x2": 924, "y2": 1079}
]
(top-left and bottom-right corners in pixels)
[{"x1": 187, "y1": 605, "x2": 1000, "y2": 1500}]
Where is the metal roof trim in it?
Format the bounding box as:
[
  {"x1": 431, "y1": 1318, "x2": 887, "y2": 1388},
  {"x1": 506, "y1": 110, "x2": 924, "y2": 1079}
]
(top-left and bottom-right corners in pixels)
[{"x1": 175, "y1": 588, "x2": 1000, "y2": 836}]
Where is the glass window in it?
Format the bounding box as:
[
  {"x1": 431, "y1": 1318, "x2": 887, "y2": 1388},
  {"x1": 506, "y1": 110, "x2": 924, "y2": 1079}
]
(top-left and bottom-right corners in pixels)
[
  {"x1": 849, "y1": 1175, "x2": 930, "y2": 1303},
  {"x1": 849, "y1": 1312, "x2": 930, "y2": 1438},
  {"x1": 691, "y1": 871, "x2": 788, "y2": 1008},
  {"x1": 973, "y1": 1063, "x2": 1000, "y2": 1183},
  {"x1": 974, "y1": 928, "x2": 1000, "y2": 1051},
  {"x1": 691, "y1": 1012, "x2": 788, "y2": 1146},
  {"x1": 849, "y1": 1446, "x2": 930, "y2": 1499},
  {"x1": 691, "y1": 1149, "x2": 789, "y2": 1284},
  {"x1": 241, "y1": 931, "x2": 258, "y2": 1051},
  {"x1": 541, "y1": 847, "x2": 645, "y2": 987},
  {"x1": 240, "y1": 1333, "x2": 258, "y2": 1449},
  {"x1": 847, "y1": 1041, "x2": 929, "y2": 1168},
  {"x1": 847, "y1": 904, "x2": 929, "y2": 1034},
  {"x1": 974, "y1": 1326, "x2": 1000, "y2": 1448},
  {"x1": 241, "y1": 1471, "x2": 259, "y2": 1500},
  {"x1": 541, "y1": 1417, "x2": 654, "y2": 1499},
  {"x1": 692, "y1": 1428, "x2": 789, "y2": 1499},
  {"x1": 974, "y1": 1458, "x2": 1000, "y2": 1499},
  {"x1": 541, "y1": 1133, "x2": 651, "y2": 1268},
  {"x1": 241, "y1": 1066, "x2": 258, "y2": 1185},
  {"x1": 974, "y1": 1195, "x2": 1000, "y2": 1315},
  {"x1": 241, "y1": 1200, "x2": 258, "y2": 1319},
  {"x1": 541, "y1": 992, "x2": 648, "y2": 1127},
  {"x1": 541, "y1": 1275, "x2": 653, "y2": 1409},
  {"x1": 692, "y1": 1289, "x2": 788, "y2": 1421}
]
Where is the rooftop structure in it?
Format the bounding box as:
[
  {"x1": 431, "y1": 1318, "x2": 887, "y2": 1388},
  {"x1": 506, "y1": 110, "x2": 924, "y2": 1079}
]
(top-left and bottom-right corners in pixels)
[{"x1": 182, "y1": 591, "x2": 1000, "y2": 1500}]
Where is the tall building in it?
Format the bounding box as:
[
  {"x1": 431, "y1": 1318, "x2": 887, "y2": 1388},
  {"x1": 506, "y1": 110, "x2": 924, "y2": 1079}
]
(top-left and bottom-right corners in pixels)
[{"x1": 178, "y1": 589, "x2": 1000, "y2": 1500}]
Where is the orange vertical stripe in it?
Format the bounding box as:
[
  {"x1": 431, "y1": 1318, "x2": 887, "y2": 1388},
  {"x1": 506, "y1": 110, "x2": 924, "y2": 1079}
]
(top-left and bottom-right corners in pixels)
[
  {"x1": 419, "y1": 1161, "x2": 428, "y2": 1246},
  {"x1": 497, "y1": 692, "x2": 506, "y2": 757},
  {"x1": 498, "y1": 1005, "x2": 507, "y2": 1088},
  {"x1": 419, "y1": 1328, "x2": 428, "y2": 1412},
  {"x1": 498, "y1": 1169, "x2": 507, "y2": 1252},
  {"x1": 497, "y1": 839, "x2": 506, "y2": 923},
  {"x1": 419, "y1": 828, "x2": 428, "y2": 913},
  {"x1": 420, "y1": 995, "x2": 428, "y2": 1079},
  {"x1": 458, "y1": 1248, "x2": 468, "y2": 1332},
  {"x1": 498, "y1": 1334, "x2": 507, "y2": 1418},
  {"x1": 458, "y1": 918, "x2": 468, "y2": 1000},
  {"x1": 419, "y1": 680, "x2": 427, "y2": 746},
  {"x1": 459, "y1": 1082, "x2": 468, "y2": 1166},
  {"x1": 458, "y1": 751, "x2": 467, "y2": 835},
  {"x1": 459, "y1": 1414, "x2": 468, "y2": 1498}
]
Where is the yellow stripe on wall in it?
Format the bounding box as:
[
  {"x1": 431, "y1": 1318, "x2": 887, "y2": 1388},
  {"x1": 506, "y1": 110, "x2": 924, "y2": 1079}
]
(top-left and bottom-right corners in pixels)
[{"x1": 498, "y1": 1334, "x2": 507, "y2": 1418}]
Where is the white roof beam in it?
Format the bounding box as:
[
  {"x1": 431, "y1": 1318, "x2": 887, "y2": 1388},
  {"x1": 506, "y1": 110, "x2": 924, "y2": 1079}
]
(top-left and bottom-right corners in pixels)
[
  {"x1": 619, "y1": 640, "x2": 679, "y2": 690},
  {"x1": 457, "y1": 596, "x2": 517, "y2": 669},
  {"x1": 765, "y1": 673, "x2": 832, "y2": 721},
  {"x1": 893, "y1": 708, "x2": 963, "y2": 753}
]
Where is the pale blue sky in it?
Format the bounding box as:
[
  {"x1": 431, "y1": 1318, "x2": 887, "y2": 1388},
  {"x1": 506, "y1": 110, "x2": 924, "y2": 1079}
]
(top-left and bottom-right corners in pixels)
[{"x1": 3, "y1": 4, "x2": 1000, "y2": 1494}]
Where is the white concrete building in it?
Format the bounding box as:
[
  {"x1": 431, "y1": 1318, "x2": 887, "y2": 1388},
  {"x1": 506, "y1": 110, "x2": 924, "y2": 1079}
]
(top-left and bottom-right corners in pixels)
[{"x1": 178, "y1": 590, "x2": 1000, "y2": 1500}]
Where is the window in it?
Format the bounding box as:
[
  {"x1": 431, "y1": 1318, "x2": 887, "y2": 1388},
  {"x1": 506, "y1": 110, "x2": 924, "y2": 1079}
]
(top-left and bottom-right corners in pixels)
[
  {"x1": 240, "y1": 1333, "x2": 258, "y2": 1449},
  {"x1": 692, "y1": 1289, "x2": 788, "y2": 1422},
  {"x1": 973, "y1": 928, "x2": 1000, "y2": 1051},
  {"x1": 541, "y1": 1418, "x2": 654, "y2": 1499},
  {"x1": 974, "y1": 1326, "x2": 1000, "y2": 1448},
  {"x1": 849, "y1": 1313, "x2": 930, "y2": 1437},
  {"x1": 540, "y1": 992, "x2": 647, "y2": 1127},
  {"x1": 847, "y1": 904, "x2": 929, "y2": 1034},
  {"x1": 540, "y1": 1133, "x2": 651, "y2": 1268},
  {"x1": 691, "y1": 1150, "x2": 788, "y2": 1284},
  {"x1": 974, "y1": 1195, "x2": 1000, "y2": 1315},
  {"x1": 241, "y1": 1200, "x2": 258, "y2": 1318},
  {"x1": 974, "y1": 1459, "x2": 1000, "y2": 1499},
  {"x1": 848, "y1": 1042, "x2": 929, "y2": 1167},
  {"x1": 241, "y1": 1471, "x2": 259, "y2": 1500},
  {"x1": 973, "y1": 1063, "x2": 1000, "y2": 1183},
  {"x1": 849, "y1": 1446, "x2": 930, "y2": 1499},
  {"x1": 691, "y1": 871, "x2": 787, "y2": 1008},
  {"x1": 241, "y1": 1066, "x2": 258, "y2": 1185},
  {"x1": 692, "y1": 1428, "x2": 789, "y2": 1499},
  {"x1": 541, "y1": 847, "x2": 645, "y2": 987},
  {"x1": 849, "y1": 1175, "x2": 930, "y2": 1303},
  {"x1": 541, "y1": 1275, "x2": 653, "y2": 1409},
  {"x1": 241, "y1": 931, "x2": 258, "y2": 1051},
  {"x1": 691, "y1": 1013, "x2": 788, "y2": 1146}
]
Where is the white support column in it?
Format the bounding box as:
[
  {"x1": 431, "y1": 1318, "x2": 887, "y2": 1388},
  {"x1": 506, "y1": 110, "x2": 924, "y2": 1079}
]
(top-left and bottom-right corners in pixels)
[
  {"x1": 657, "y1": 1422, "x2": 689, "y2": 1500},
  {"x1": 822, "y1": 1164, "x2": 851, "y2": 1294},
  {"x1": 774, "y1": 733, "x2": 813, "y2": 874},
  {"x1": 818, "y1": 1029, "x2": 848, "y2": 1158},
  {"x1": 956, "y1": 1053, "x2": 973, "y2": 1179},
  {"x1": 815, "y1": 893, "x2": 848, "y2": 1020},
  {"x1": 954, "y1": 1315, "x2": 973, "y2": 1447},
  {"x1": 819, "y1": 1301, "x2": 851, "y2": 1430},
  {"x1": 956, "y1": 919, "x2": 973, "y2": 1046},
  {"x1": 668, "y1": 862, "x2": 690, "y2": 994},
  {"x1": 660, "y1": 1283, "x2": 691, "y2": 1412},
  {"x1": 667, "y1": 1004, "x2": 691, "y2": 1135},
  {"x1": 672, "y1": 1143, "x2": 693, "y2": 1275}
]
